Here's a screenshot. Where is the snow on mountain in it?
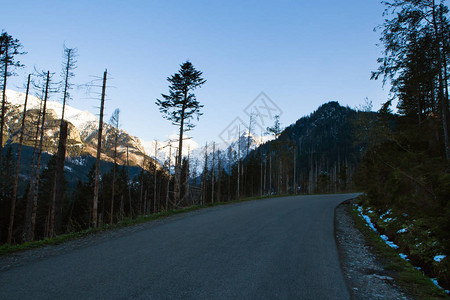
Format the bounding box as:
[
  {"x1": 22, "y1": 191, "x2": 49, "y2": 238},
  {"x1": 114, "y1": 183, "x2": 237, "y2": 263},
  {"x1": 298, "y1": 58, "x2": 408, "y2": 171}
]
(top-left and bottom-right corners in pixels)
[
  {"x1": 4, "y1": 89, "x2": 271, "y2": 171},
  {"x1": 140, "y1": 134, "x2": 200, "y2": 165},
  {"x1": 6, "y1": 89, "x2": 98, "y2": 130},
  {"x1": 188, "y1": 131, "x2": 273, "y2": 173}
]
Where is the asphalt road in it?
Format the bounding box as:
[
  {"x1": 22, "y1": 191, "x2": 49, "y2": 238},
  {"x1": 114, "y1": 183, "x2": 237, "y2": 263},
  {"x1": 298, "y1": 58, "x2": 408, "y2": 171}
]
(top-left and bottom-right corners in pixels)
[{"x1": 0, "y1": 193, "x2": 359, "y2": 299}]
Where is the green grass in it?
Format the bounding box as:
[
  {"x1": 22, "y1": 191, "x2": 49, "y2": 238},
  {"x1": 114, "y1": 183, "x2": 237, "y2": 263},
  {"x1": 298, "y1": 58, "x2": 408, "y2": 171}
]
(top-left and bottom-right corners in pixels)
[
  {"x1": 349, "y1": 204, "x2": 449, "y2": 299},
  {"x1": 0, "y1": 193, "x2": 300, "y2": 256}
]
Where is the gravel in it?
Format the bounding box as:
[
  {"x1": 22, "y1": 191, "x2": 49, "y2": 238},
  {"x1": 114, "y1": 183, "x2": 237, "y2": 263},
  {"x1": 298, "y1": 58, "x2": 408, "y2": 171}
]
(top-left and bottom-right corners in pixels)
[{"x1": 335, "y1": 201, "x2": 412, "y2": 299}]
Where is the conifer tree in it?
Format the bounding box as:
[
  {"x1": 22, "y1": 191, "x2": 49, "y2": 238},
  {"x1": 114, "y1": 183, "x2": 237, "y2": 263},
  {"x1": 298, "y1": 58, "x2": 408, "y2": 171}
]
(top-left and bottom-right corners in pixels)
[{"x1": 156, "y1": 61, "x2": 206, "y2": 202}]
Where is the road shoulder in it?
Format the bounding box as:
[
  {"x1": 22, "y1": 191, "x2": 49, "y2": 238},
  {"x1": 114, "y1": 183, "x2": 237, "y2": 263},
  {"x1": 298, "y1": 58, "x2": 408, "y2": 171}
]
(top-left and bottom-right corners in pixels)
[{"x1": 335, "y1": 200, "x2": 411, "y2": 299}]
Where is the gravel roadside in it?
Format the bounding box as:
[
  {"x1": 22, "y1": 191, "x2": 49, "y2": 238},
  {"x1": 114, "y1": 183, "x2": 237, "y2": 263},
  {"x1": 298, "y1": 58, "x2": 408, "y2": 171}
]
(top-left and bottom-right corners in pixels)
[{"x1": 335, "y1": 200, "x2": 411, "y2": 299}]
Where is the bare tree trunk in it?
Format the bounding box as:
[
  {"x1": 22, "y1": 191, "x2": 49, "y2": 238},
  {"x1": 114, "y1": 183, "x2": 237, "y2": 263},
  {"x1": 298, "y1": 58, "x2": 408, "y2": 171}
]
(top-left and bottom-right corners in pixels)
[
  {"x1": 24, "y1": 88, "x2": 44, "y2": 241},
  {"x1": 154, "y1": 141, "x2": 158, "y2": 214},
  {"x1": 264, "y1": 150, "x2": 267, "y2": 195},
  {"x1": 165, "y1": 145, "x2": 171, "y2": 210},
  {"x1": 120, "y1": 195, "x2": 124, "y2": 221},
  {"x1": 139, "y1": 156, "x2": 145, "y2": 216},
  {"x1": 293, "y1": 146, "x2": 297, "y2": 194},
  {"x1": 211, "y1": 142, "x2": 215, "y2": 204},
  {"x1": 202, "y1": 143, "x2": 208, "y2": 205},
  {"x1": 269, "y1": 151, "x2": 272, "y2": 194},
  {"x1": 127, "y1": 146, "x2": 132, "y2": 218},
  {"x1": 259, "y1": 152, "x2": 264, "y2": 196},
  {"x1": 217, "y1": 151, "x2": 221, "y2": 203},
  {"x1": 175, "y1": 102, "x2": 187, "y2": 205},
  {"x1": 278, "y1": 159, "x2": 282, "y2": 195},
  {"x1": 237, "y1": 126, "x2": 240, "y2": 199},
  {"x1": 29, "y1": 71, "x2": 50, "y2": 241},
  {"x1": 182, "y1": 147, "x2": 191, "y2": 205},
  {"x1": 7, "y1": 74, "x2": 30, "y2": 244},
  {"x1": 432, "y1": 1, "x2": 450, "y2": 162},
  {"x1": 50, "y1": 120, "x2": 68, "y2": 237},
  {"x1": 228, "y1": 150, "x2": 231, "y2": 201},
  {"x1": 92, "y1": 70, "x2": 107, "y2": 228},
  {"x1": 110, "y1": 113, "x2": 119, "y2": 224},
  {"x1": 0, "y1": 40, "x2": 9, "y2": 163}
]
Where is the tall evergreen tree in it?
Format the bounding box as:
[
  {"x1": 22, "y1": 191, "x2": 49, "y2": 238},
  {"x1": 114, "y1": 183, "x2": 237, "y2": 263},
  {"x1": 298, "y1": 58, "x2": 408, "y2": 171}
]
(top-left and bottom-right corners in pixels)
[
  {"x1": 156, "y1": 61, "x2": 206, "y2": 203},
  {"x1": 372, "y1": 0, "x2": 450, "y2": 162}
]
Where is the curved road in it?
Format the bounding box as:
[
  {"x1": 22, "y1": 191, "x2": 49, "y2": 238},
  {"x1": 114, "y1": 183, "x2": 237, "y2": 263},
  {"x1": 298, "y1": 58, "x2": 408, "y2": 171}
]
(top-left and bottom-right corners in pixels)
[{"x1": 0, "y1": 193, "x2": 359, "y2": 299}]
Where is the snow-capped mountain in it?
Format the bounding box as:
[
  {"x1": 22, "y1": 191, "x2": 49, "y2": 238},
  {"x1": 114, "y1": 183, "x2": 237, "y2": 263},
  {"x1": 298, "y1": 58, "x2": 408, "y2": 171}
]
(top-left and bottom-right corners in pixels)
[
  {"x1": 3, "y1": 89, "x2": 272, "y2": 172},
  {"x1": 3, "y1": 89, "x2": 151, "y2": 168},
  {"x1": 188, "y1": 131, "x2": 273, "y2": 173},
  {"x1": 140, "y1": 134, "x2": 200, "y2": 166},
  {"x1": 6, "y1": 89, "x2": 98, "y2": 131}
]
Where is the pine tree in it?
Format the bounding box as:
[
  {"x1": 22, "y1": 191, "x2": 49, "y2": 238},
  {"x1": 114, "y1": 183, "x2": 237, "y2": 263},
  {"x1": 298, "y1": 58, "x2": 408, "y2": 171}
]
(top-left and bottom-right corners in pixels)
[
  {"x1": 156, "y1": 61, "x2": 206, "y2": 203},
  {"x1": 372, "y1": 0, "x2": 450, "y2": 162}
]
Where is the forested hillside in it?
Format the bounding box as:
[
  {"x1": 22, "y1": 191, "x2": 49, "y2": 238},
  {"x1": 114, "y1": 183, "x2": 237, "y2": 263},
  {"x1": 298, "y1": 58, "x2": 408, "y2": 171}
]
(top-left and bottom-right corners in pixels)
[
  {"x1": 355, "y1": 0, "x2": 450, "y2": 289},
  {"x1": 239, "y1": 101, "x2": 373, "y2": 196}
]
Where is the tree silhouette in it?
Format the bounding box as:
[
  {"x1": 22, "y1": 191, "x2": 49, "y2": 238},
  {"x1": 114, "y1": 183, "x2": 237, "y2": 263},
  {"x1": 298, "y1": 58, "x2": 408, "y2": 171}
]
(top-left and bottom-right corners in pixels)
[
  {"x1": 0, "y1": 32, "x2": 24, "y2": 162},
  {"x1": 156, "y1": 61, "x2": 206, "y2": 202}
]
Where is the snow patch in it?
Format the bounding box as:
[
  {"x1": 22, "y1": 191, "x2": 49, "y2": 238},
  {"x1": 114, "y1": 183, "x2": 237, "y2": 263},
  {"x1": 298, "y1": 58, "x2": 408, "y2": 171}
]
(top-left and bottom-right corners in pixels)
[
  {"x1": 380, "y1": 234, "x2": 400, "y2": 249},
  {"x1": 399, "y1": 253, "x2": 408, "y2": 260},
  {"x1": 357, "y1": 206, "x2": 377, "y2": 232},
  {"x1": 5, "y1": 89, "x2": 98, "y2": 130},
  {"x1": 434, "y1": 255, "x2": 446, "y2": 263}
]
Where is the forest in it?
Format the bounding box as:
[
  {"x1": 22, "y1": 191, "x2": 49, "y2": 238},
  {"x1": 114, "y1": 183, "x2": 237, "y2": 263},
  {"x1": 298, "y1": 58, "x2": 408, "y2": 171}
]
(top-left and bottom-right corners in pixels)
[
  {"x1": 356, "y1": 0, "x2": 450, "y2": 289},
  {"x1": 0, "y1": 3, "x2": 450, "y2": 292},
  {"x1": 0, "y1": 28, "x2": 367, "y2": 246}
]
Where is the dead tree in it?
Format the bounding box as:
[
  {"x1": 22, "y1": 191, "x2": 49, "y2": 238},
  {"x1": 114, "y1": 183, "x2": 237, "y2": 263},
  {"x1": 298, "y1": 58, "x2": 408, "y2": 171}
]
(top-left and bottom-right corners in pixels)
[
  {"x1": 217, "y1": 149, "x2": 221, "y2": 203},
  {"x1": 49, "y1": 46, "x2": 77, "y2": 236},
  {"x1": 237, "y1": 126, "x2": 241, "y2": 199},
  {"x1": 7, "y1": 74, "x2": 30, "y2": 244},
  {"x1": 202, "y1": 143, "x2": 208, "y2": 205},
  {"x1": 165, "y1": 145, "x2": 172, "y2": 210},
  {"x1": 24, "y1": 87, "x2": 44, "y2": 241},
  {"x1": 109, "y1": 108, "x2": 119, "y2": 224},
  {"x1": 127, "y1": 146, "x2": 132, "y2": 218},
  {"x1": 211, "y1": 142, "x2": 215, "y2": 204},
  {"x1": 29, "y1": 71, "x2": 50, "y2": 241},
  {"x1": 92, "y1": 69, "x2": 107, "y2": 228},
  {"x1": 153, "y1": 140, "x2": 158, "y2": 214}
]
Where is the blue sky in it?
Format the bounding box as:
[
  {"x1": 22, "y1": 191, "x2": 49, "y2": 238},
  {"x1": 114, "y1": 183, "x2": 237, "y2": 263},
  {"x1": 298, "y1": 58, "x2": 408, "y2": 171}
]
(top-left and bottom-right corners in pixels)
[{"x1": 3, "y1": 0, "x2": 390, "y2": 146}]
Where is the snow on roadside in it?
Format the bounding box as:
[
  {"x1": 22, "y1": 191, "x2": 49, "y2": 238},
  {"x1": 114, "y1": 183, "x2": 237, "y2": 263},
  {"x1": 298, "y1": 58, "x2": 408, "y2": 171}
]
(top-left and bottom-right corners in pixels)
[
  {"x1": 397, "y1": 228, "x2": 408, "y2": 234},
  {"x1": 356, "y1": 204, "x2": 449, "y2": 295},
  {"x1": 356, "y1": 205, "x2": 400, "y2": 250},
  {"x1": 357, "y1": 206, "x2": 377, "y2": 231},
  {"x1": 380, "y1": 234, "x2": 400, "y2": 249},
  {"x1": 434, "y1": 255, "x2": 446, "y2": 263}
]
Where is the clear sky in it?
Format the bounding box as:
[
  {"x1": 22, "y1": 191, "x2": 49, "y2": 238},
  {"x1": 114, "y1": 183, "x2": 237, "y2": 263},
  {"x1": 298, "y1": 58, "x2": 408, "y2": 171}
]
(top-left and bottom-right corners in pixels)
[{"x1": 3, "y1": 0, "x2": 390, "y2": 146}]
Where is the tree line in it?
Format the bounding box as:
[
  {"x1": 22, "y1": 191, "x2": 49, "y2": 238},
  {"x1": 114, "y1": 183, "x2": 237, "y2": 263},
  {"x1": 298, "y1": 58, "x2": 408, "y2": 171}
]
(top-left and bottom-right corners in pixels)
[
  {"x1": 0, "y1": 29, "x2": 363, "y2": 247},
  {"x1": 356, "y1": 0, "x2": 450, "y2": 289}
]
